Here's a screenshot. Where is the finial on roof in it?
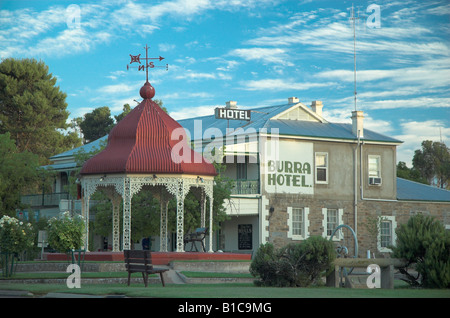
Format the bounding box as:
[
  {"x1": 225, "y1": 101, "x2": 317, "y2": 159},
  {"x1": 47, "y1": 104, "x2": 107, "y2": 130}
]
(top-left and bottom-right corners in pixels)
[{"x1": 140, "y1": 81, "x2": 155, "y2": 99}]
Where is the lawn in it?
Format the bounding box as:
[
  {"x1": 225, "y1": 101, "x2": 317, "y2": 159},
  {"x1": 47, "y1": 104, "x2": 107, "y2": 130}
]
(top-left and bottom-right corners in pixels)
[
  {"x1": 1, "y1": 267, "x2": 449, "y2": 299},
  {"x1": 1, "y1": 281, "x2": 449, "y2": 298}
]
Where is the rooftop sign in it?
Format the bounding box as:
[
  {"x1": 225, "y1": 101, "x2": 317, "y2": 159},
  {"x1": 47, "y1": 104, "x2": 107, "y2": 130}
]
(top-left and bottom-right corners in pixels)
[{"x1": 215, "y1": 107, "x2": 251, "y2": 121}]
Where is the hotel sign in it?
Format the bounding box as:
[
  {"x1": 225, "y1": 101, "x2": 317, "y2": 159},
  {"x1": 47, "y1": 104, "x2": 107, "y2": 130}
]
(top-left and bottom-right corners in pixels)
[
  {"x1": 215, "y1": 107, "x2": 251, "y2": 121},
  {"x1": 263, "y1": 140, "x2": 314, "y2": 195}
]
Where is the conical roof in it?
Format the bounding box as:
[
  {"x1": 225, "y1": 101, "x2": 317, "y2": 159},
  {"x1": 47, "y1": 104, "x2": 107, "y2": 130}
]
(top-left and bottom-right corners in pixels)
[{"x1": 80, "y1": 81, "x2": 216, "y2": 176}]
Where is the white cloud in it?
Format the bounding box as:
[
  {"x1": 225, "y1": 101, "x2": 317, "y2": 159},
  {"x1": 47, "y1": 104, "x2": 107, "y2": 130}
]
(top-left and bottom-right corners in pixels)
[
  {"x1": 170, "y1": 105, "x2": 215, "y2": 120},
  {"x1": 322, "y1": 108, "x2": 395, "y2": 135},
  {"x1": 240, "y1": 78, "x2": 335, "y2": 91},
  {"x1": 426, "y1": 4, "x2": 450, "y2": 15},
  {"x1": 175, "y1": 71, "x2": 216, "y2": 81},
  {"x1": 161, "y1": 91, "x2": 214, "y2": 100},
  {"x1": 316, "y1": 63, "x2": 450, "y2": 87},
  {"x1": 27, "y1": 28, "x2": 112, "y2": 57},
  {"x1": 229, "y1": 48, "x2": 293, "y2": 66},
  {"x1": 106, "y1": 70, "x2": 127, "y2": 80},
  {"x1": 159, "y1": 43, "x2": 176, "y2": 52},
  {"x1": 363, "y1": 97, "x2": 450, "y2": 110},
  {"x1": 0, "y1": 2, "x2": 115, "y2": 58},
  {"x1": 395, "y1": 120, "x2": 450, "y2": 166},
  {"x1": 111, "y1": 0, "x2": 268, "y2": 25},
  {"x1": 99, "y1": 83, "x2": 138, "y2": 94},
  {"x1": 69, "y1": 106, "x2": 96, "y2": 119},
  {"x1": 245, "y1": 4, "x2": 447, "y2": 59}
]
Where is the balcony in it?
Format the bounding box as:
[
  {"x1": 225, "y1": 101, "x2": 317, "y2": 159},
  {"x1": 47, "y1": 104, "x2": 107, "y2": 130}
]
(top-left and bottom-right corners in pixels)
[
  {"x1": 231, "y1": 180, "x2": 260, "y2": 195},
  {"x1": 21, "y1": 192, "x2": 70, "y2": 207}
]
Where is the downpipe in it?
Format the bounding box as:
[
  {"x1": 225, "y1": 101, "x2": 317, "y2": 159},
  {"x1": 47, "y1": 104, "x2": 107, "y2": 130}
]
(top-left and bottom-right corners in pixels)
[{"x1": 354, "y1": 131, "x2": 360, "y2": 237}]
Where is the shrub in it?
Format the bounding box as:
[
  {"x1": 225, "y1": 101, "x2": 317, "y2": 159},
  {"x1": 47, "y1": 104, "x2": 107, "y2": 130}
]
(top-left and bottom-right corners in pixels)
[
  {"x1": 0, "y1": 215, "x2": 34, "y2": 254},
  {"x1": 47, "y1": 211, "x2": 85, "y2": 253},
  {"x1": 250, "y1": 236, "x2": 336, "y2": 287},
  {"x1": 250, "y1": 242, "x2": 280, "y2": 286},
  {"x1": 0, "y1": 215, "x2": 35, "y2": 277},
  {"x1": 392, "y1": 214, "x2": 450, "y2": 288}
]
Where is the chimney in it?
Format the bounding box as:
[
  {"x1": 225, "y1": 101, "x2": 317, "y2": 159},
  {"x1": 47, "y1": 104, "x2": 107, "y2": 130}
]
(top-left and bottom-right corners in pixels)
[
  {"x1": 351, "y1": 110, "x2": 364, "y2": 138},
  {"x1": 226, "y1": 101, "x2": 237, "y2": 109},
  {"x1": 311, "y1": 101, "x2": 323, "y2": 117},
  {"x1": 288, "y1": 97, "x2": 299, "y2": 104}
]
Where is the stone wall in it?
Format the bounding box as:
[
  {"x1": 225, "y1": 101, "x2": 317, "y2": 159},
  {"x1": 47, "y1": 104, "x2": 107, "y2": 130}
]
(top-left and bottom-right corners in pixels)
[{"x1": 264, "y1": 193, "x2": 450, "y2": 257}]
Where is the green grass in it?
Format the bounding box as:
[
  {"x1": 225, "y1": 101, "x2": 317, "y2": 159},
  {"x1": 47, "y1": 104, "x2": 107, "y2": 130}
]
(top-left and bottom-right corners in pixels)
[
  {"x1": 1, "y1": 276, "x2": 449, "y2": 298},
  {"x1": 1, "y1": 282, "x2": 449, "y2": 298},
  {"x1": 1, "y1": 271, "x2": 130, "y2": 279},
  {"x1": 2, "y1": 267, "x2": 449, "y2": 298}
]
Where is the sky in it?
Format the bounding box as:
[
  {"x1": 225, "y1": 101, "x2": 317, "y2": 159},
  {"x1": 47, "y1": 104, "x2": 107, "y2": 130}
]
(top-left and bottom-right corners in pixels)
[{"x1": 1, "y1": 0, "x2": 449, "y2": 166}]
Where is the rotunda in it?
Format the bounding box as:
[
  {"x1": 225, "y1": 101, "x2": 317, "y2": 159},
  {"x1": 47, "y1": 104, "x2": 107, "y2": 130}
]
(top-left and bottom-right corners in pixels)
[{"x1": 79, "y1": 80, "x2": 216, "y2": 252}]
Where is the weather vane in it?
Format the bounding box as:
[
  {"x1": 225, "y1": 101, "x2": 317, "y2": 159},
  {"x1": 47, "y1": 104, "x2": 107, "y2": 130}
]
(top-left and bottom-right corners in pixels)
[{"x1": 127, "y1": 44, "x2": 168, "y2": 82}]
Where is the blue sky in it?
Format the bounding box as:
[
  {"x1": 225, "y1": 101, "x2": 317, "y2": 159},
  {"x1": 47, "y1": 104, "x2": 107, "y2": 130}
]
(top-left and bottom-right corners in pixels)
[{"x1": 1, "y1": 0, "x2": 449, "y2": 165}]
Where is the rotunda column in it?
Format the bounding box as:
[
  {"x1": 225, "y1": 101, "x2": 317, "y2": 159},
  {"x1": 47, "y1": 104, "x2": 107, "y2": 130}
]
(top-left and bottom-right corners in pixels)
[
  {"x1": 123, "y1": 177, "x2": 132, "y2": 251},
  {"x1": 176, "y1": 178, "x2": 185, "y2": 252}
]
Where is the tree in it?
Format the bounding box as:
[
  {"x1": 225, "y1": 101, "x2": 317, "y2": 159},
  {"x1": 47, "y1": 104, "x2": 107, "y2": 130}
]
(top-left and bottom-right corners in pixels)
[
  {"x1": 114, "y1": 103, "x2": 132, "y2": 123},
  {"x1": 396, "y1": 161, "x2": 428, "y2": 184},
  {"x1": 0, "y1": 58, "x2": 82, "y2": 163},
  {"x1": 412, "y1": 140, "x2": 450, "y2": 189},
  {"x1": 0, "y1": 133, "x2": 41, "y2": 217},
  {"x1": 166, "y1": 162, "x2": 233, "y2": 235},
  {"x1": 392, "y1": 214, "x2": 450, "y2": 288},
  {"x1": 78, "y1": 106, "x2": 114, "y2": 143}
]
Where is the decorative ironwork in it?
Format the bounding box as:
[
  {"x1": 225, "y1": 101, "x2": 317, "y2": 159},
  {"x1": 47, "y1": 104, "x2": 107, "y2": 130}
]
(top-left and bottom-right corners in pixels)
[
  {"x1": 81, "y1": 174, "x2": 214, "y2": 252},
  {"x1": 126, "y1": 44, "x2": 168, "y2": 82},
  {"x1": 123, "y1": 177, "x2": 132, "y2": 251}
]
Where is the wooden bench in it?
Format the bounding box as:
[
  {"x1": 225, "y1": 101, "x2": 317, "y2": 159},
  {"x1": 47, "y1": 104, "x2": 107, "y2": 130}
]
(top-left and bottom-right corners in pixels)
[
  {"x1": 124, "y1": 250, "x2": 168, "y2": 287},
  {"x1": 183, "y1": 227, "x2": 208, "y2": 252}
]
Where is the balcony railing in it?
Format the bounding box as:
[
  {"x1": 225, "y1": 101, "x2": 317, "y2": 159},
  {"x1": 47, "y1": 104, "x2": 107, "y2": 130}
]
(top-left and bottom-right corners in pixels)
[
  {"x1": 21, "y1": 192, "x2": 70, "y2": 207},
  {"x1": 231, "y1": 180, "x2": 260, "y2": 195}
]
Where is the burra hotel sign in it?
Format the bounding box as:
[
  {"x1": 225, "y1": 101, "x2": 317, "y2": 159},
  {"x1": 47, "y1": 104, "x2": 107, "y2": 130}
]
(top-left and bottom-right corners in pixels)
[{"x1": 263, "y1": 140, "x2": 313, "y2": 194}]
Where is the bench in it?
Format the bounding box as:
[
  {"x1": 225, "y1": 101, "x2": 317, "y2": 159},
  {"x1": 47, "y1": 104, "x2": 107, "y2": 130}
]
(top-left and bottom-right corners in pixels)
[
  {"x1": 183, "y1": 227, "x2": 208, "y2": 252},
  {"x1": 326, "y1": 258, "x2": 407, "y2": 289},
  {"x1": 124, "y1": 250, "x2": 168, "y2": 287}
]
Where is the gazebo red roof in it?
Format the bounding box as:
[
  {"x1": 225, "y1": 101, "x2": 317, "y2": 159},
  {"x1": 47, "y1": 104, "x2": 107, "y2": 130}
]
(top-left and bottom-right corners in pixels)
[{"x1": 80, "y1": 82, "x2": 216, "y2": 176}]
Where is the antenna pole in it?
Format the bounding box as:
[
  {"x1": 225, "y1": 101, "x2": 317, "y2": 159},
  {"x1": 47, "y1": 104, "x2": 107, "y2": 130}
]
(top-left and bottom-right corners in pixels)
[{"x1": 351, "y1": 4, "x2": 358, "y2": 112}]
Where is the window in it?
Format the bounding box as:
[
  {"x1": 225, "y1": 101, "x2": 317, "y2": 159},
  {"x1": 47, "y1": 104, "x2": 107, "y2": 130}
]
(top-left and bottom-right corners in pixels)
[
  {"x1": 377, "y1": 216, "x2": 397, "y2": 252},
  {"x1": 322, "y1": 208, "x2": 344, "y2": 240},
  {"x1": 326, "y1": 209, "x2": 338, "y2": 236},
  {"x1": 292, "y1": 208, "x2": 304, "y2": 236},
  {"x1": 315, "y1": 152, "x2": 328, "y2": 184},
  {"x1": 368, "y1": 155, "x2": 382, "y2": 185},
  {"x1": 380, "y1": 220, "x2": 392, "y2": 248},
  {"x1": 368, "y1": 155, "x2": 381, "y2": 178},
  {"x1": 287, "y1": 207, "x2": 310, "y2": 240}
]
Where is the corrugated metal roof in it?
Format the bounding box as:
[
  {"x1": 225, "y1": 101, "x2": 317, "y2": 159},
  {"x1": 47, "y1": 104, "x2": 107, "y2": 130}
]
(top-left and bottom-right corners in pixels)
[
  {"x1": 42, "y1": 162, "x2": 77, "y2": 170},
  {"x1": 397, "y1": 177, "x2": 450, "y2": 202},
  {"x1": 178, "y1": 103, "x2": 402, "y2": 144},
  {"x1": 50, "y1": 135, "x2": 108, "y2": 160},
  {"x1": 80, "y1": 97, "x2": 216, "y2": 176}
]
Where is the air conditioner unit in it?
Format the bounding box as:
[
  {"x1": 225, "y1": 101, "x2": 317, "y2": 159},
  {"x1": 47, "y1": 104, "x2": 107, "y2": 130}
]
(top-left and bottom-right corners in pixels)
[{"x1": 369, "y1": 177, "x2": 382, "y2": 185}]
